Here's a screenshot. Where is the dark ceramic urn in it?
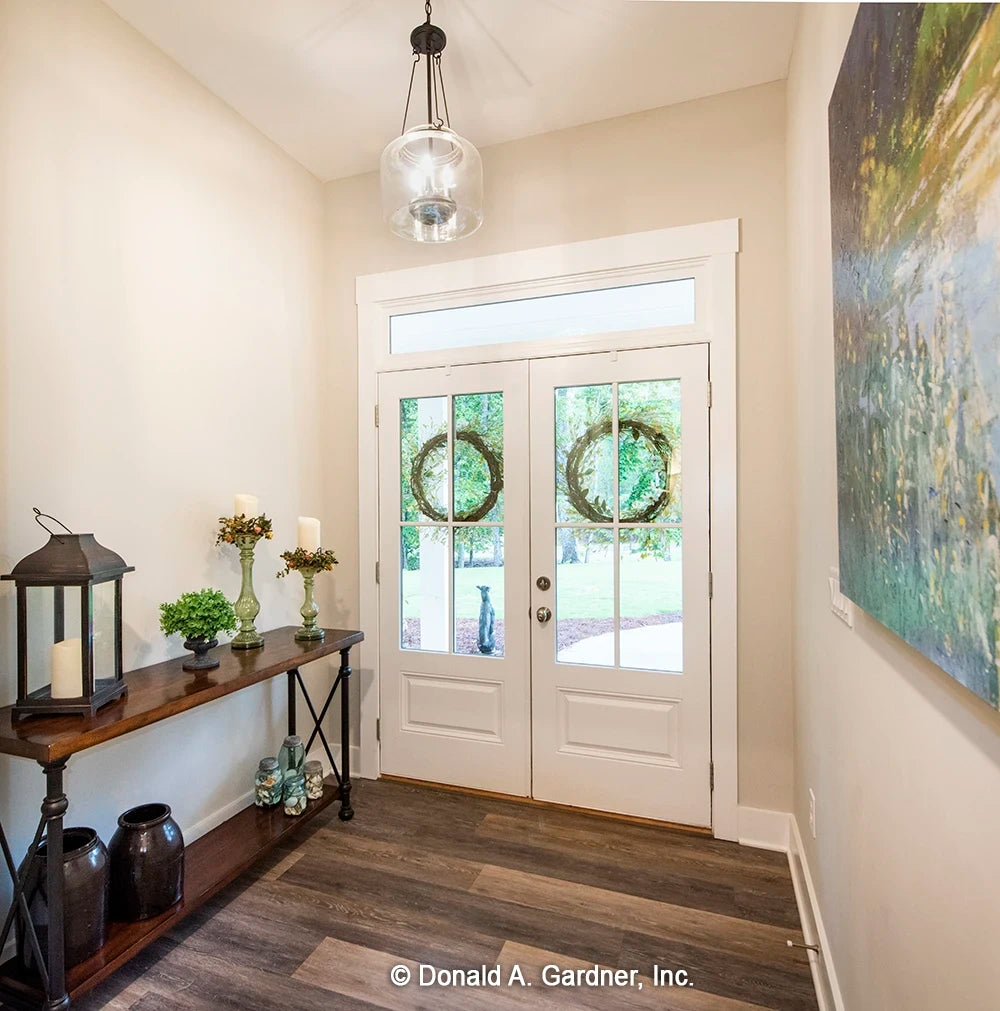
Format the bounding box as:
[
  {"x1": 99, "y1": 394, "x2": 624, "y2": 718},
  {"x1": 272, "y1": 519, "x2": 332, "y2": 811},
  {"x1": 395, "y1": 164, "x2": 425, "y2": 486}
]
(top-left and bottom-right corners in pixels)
[
  {"x1": 18, "y1": 827, "x2": 109, "y2": 971},
  {"x1": 109, "y1": 803, "x2": 184, "y2": 921},
  {"x1": 182, "y1": 636, "x2": 219, "y2": 672}
]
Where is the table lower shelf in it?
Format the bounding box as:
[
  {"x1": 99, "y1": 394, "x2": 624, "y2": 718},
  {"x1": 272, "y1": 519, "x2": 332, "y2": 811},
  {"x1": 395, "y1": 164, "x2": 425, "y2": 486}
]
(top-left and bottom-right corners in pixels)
[{"x1": 0, "y1": 777, "x2": 341, "y2": 1006}]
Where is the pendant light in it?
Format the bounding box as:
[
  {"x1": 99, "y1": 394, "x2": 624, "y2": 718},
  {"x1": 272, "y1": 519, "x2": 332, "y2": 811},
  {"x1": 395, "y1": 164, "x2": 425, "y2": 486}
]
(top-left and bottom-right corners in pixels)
[{"x1": 380, "y1": 1, "x2": 483, "y2": 243}]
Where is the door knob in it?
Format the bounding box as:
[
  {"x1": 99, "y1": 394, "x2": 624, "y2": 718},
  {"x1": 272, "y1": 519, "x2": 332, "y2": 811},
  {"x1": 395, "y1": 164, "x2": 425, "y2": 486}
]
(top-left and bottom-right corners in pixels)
[{"x1": 536, "y1": 606, "x2": 552, "y2": 624}]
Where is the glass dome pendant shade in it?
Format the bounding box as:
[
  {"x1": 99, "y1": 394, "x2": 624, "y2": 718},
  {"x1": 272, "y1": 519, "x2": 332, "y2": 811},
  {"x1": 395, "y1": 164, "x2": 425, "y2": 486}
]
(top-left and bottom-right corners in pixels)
[{"x1": 380, "y1": 6, "x2": 483, "y2": 243}]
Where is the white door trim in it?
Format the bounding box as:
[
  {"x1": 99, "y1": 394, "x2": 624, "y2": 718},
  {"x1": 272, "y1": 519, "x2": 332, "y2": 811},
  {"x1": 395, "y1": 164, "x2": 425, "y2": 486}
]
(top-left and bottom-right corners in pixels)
[{"x1": 356, "y1": 218, "x2": 740, "y2": 840}]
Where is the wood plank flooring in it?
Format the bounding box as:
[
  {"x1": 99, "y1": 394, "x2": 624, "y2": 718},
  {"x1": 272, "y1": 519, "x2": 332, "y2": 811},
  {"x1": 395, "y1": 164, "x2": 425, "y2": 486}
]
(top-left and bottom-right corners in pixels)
[{"x1": 67, "y1": 779, "x2": 816, "y2": 1011}]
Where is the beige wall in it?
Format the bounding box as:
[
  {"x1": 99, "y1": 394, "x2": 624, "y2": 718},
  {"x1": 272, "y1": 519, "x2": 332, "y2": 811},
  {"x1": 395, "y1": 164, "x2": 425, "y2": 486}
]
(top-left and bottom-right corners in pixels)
[
  {"x1": 0, "y1": 0, "x2": 328, "y2": 860},
  {"x1": 325, "y1": 81, "x2": 793, "y2": 812},
  {"x1": 787, "y1": 6, "x2": 1000, "y2": 1008}
]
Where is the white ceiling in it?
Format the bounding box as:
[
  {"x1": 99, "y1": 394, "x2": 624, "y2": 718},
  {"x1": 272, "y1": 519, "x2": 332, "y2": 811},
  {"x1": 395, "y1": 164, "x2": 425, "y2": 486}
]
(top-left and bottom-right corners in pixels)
[{"x1": 102, "y1": 1, "x2": 799, "y2": 182}]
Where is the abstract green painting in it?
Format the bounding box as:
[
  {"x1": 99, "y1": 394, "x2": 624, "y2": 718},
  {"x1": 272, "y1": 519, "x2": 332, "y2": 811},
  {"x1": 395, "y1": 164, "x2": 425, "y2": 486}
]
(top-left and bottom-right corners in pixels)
[{"x1": 829, "y1": 4, "x2": 1000, "y2": 707}]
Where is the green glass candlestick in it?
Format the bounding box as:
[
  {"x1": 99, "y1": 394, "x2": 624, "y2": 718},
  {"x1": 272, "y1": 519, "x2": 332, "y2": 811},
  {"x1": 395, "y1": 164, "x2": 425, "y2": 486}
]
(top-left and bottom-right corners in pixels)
[
  {"x1": 295, "y1": 568, "x2": 324, "y2": 642},
  {"x1": 232, "y1": 533, "x2": 264, "y2": 649}
]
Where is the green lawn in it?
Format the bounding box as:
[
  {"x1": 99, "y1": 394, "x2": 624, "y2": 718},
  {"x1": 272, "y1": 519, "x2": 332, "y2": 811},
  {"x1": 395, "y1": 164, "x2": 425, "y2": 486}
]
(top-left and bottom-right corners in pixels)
[{"x1": 402, "y1": 557, "x2": 682, "y2": 621}]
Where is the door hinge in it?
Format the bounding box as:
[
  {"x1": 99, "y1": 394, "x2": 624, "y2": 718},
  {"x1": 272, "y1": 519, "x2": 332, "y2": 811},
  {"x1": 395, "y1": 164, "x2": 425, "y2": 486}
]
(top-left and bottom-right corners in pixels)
[
  {"x1": 710, "y1": 761, "x2": 715, "y2": 791},
  {"x1": 375, "y1": 561, "x2": 380, "y2": 584},
  {"x1": 375, "y1": 404, "x2": 379, "y2": 427},
  {"x1": 708, "y1": 571, "x2": 714, "y2": 599},
  {"x1": 707, "y1": 381, "x2": 713, "y2": 408},
  {"x1": 376, "y1": 717, "x2": 381, "y2": 742}
]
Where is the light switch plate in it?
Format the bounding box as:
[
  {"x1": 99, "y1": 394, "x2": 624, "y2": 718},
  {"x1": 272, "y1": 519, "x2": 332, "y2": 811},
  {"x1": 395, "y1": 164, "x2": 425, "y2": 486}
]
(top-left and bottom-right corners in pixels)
[{"x1": 829, "y1": 567, "x2": 855, "y2": 628}]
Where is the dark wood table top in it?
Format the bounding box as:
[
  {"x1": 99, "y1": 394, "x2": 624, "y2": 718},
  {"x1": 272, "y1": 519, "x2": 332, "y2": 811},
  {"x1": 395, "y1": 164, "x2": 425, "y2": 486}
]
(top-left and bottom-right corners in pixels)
[{"x1": 0, "y1": 626, "x2": 363, "y2": 764}]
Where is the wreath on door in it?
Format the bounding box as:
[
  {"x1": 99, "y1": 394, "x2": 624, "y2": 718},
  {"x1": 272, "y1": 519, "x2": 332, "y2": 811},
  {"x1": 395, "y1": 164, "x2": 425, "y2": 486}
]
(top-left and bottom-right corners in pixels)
[
  {"x1": 564, "y1": 418, "x2": 673, "y2": 523},
  {"x1": 410, "y1": 430, "x2": 504, "y2": 522}
]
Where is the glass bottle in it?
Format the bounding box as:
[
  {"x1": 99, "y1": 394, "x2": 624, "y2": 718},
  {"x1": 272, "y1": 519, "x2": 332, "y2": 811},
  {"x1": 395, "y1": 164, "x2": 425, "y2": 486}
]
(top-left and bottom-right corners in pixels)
[
  {"x1": 278, "y1": 735, "x2": 304, "y2": 779},
  {"x1": 303, "y1": 760, "x2": 324, "y2": 801},
  {"x1": 282, "y1": 771, "x2": 307, "y2": 816},
  {"x1": 254, "y1": 757, "x2": 283, "y2": 808}
]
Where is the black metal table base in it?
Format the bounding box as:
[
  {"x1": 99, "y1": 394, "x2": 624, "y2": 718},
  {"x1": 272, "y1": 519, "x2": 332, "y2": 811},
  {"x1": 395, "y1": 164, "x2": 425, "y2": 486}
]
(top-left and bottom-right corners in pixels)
[
  {"x1": 288, "y1": 647, "x2": 354, "y2": 821},
  {"x1": 0, "y1": 761, "x2": 70, "y2": 1010}
]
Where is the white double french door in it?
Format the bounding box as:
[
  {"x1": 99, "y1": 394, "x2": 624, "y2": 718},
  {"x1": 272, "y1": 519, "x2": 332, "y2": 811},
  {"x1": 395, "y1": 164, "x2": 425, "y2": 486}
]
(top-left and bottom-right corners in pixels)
[{"x1": 378, "y1": 345, "x2": 712, "y2": 825}]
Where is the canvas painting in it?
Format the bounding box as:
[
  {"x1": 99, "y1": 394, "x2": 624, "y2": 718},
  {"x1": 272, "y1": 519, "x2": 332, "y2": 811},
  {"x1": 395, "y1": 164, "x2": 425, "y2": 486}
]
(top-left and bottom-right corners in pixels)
[{"x1": 829, "y1": 4, "x2": 1000, "y2": 707}]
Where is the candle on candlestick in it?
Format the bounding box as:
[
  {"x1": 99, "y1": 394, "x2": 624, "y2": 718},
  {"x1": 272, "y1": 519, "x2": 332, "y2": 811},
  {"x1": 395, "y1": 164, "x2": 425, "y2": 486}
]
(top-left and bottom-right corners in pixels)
[
  {"x1": 51, "y1": 638, "x2": 83, "y2": 699},
  {"x1": 234, "y1": 493, "x2": 258, "y2": 518},
  {"x1": 297, "y1": 517, "x2": 321, "y2": 552}
]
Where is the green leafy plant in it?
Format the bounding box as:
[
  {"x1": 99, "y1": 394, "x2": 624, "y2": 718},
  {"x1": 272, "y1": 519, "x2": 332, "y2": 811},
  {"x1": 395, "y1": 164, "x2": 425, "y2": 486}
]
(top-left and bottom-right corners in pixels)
[
  {"x1": 159, "y1": 589, "x2": 237, "y2": 642},
  {"x1": 276, "y1": 547, "x2": 339, "y2": 578}
]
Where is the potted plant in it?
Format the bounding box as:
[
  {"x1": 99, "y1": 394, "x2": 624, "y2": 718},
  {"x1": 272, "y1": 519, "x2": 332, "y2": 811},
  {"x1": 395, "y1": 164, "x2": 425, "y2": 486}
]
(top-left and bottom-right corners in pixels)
[{"x1": 159, "y1": 589, "x2": 237, "y2": 672}]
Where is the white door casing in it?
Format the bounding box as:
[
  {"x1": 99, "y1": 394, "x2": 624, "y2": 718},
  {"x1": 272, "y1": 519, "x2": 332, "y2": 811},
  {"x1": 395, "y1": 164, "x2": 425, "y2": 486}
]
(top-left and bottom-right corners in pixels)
[
  {"x1": 378, "y1": 362, "x2": 531, "y2": 795},
  {"x1": 529, "y1": 345, "x2": 711, "y2": 825}
]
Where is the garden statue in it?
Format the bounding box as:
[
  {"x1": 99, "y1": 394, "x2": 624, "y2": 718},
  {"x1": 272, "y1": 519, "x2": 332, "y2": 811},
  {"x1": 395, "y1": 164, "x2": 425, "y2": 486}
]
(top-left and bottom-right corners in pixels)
[{"x1": 476, "y1": 585, "x2": 495, "y2": 654}]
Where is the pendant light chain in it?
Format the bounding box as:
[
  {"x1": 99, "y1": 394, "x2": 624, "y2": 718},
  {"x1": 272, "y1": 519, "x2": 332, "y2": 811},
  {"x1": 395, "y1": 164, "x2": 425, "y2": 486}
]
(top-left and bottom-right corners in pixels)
[
  {"x1": 435, "y1": 54, "x2": 451, "y2": 128},
  {"x1": 431, "y1": 53, "x2": 444, "y2": 128},
  {"x1": 400, "y1": 53, "x2": 420, "y2": 134}
]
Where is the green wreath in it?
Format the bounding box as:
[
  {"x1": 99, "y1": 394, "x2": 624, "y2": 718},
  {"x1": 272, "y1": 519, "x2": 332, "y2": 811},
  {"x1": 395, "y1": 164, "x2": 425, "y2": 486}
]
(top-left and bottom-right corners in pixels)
[
  {"x1": 410, "y1": 430, "x2": 504, "y2": 522},
  {"x1": 565, "y1": 418, "x2": 673, "y2": 523}
]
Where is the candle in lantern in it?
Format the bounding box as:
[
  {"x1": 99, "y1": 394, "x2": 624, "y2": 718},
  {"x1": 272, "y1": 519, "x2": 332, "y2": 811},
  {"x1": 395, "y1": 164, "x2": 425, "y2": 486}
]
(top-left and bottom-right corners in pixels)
[
  {"x1": 51, "y1": 638, "x2": 83, "y2": 699},
  {"x1": 297, "y1": 517, "x2": 321, "y2": 552},
  {"x1": 234, "y1": 493, "x2": 258, "y2": 518}
]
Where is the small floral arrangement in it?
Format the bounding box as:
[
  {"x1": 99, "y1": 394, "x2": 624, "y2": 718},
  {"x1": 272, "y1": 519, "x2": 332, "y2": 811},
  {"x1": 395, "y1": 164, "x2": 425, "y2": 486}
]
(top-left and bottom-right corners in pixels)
[
  {"x1": 216, "y1": 513, "x2": 274, "y2": 546},
  {"x1": 277, "y1": 547, "x2": 339, "y2": 577}
]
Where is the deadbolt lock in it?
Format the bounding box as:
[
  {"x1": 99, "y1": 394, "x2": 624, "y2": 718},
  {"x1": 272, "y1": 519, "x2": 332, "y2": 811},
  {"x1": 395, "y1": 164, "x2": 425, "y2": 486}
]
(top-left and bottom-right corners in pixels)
[{"x1": 536, "y1": 576, "x2": 551, "y2": 591}]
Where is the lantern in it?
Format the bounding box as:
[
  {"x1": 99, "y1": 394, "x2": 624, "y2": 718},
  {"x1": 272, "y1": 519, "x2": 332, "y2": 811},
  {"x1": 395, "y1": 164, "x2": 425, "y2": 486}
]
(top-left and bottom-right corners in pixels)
[{"x1": 2, "y1": 511, "x2": 133, "y2": 717}]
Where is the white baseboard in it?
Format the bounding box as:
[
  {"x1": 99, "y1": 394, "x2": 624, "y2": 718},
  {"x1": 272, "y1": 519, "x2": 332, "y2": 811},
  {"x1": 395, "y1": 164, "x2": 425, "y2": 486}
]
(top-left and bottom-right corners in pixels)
[
  {"x1": 183, "y1": 786, "x2": 256, "y2": 844},
  {"x1": 788, "y1": 815, "x2": 844, "y2": 1011},
  {"x1": 736, "y1": 807, "x2": 841, "y2": 1011},
  {"x1": 736, "y1": 804, "x2": 790, "y2": 852}
]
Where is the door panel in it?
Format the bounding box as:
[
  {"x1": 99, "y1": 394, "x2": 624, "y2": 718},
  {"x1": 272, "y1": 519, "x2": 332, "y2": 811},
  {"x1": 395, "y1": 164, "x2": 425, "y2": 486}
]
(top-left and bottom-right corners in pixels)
[
  {"x1": 529, "y1": 346, "x2": 711, "y2": 825},
  {"x1": 378, "y1": 363, "x2": 530, "y2": 795}
]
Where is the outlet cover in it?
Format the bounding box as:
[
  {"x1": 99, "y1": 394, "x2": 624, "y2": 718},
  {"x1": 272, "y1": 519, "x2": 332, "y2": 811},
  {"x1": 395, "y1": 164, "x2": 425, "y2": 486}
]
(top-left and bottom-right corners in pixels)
[
  {"x1": 829, "y1": 567, "x2": 855, "y2": 628},
  {"x1": 808, "y1": 788, "x2": 817, "y2": 839}
]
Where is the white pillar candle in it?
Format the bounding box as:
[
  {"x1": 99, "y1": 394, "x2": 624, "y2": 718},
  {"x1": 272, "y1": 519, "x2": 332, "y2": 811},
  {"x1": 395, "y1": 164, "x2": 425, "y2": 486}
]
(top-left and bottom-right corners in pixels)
[
  {"x1": 51, "y1": 638, "x2": 83, "y2": 699},
  {"x1": 234, "y1": 493, "x2": 258, "y2": 518},
  {"x1": 297, "y1": 517, "x2": 321, "y2": 552}
]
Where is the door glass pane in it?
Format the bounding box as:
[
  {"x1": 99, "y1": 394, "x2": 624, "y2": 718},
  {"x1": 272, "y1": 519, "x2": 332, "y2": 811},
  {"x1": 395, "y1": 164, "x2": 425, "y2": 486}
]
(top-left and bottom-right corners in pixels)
[
  {"x1": 454, "y1": 528, "x2": 504, "y2": 657},
  {"x1": 619, "y1": 528, "x2": 683, "y2": 672},
  {"x1": 619, "y1": 379, "x2": 682, "y2": 523},
  {"x1": 401, "y1": 396, "x2": 449, "y2": 521},
  {"x1": 556, "y1": 529, "x2": 614, "y2": 666},
  {"x1": 400, "y1": 525, "x2": 450, "y2": 652},
  {"x1": 556, "y1": 384, "x2": 614, "y2": 523},
  {"x1": 454, "y1": 392, "x2": 504, "y2": 522}
]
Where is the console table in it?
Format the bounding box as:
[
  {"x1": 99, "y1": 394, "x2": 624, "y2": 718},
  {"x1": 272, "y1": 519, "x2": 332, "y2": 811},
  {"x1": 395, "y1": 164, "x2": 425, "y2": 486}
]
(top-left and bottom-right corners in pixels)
[{"x1": 0, "y1": 625, "x2": 363, "y2": 1010}]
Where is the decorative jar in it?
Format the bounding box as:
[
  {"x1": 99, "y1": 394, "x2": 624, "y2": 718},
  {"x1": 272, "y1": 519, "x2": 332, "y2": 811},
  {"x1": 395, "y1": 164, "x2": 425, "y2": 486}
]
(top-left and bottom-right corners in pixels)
[
  {"x1": 303, "y1": 760, "x2": 324, "y2": 800},
  {"x1": 109, "y1": 803, "x2": 184, "y2": 921},
  {"x1": 254, "y1": 757, "x2": 283, "y2": 808},
  {"x1": 18, "y1": 827, "x2": 109, "y2": 971},
  {"x1": 278, "y1": 734, "x2": 304, "y2": 778},
  {"x1": 282, "y1": 772, "x2": 307, "y2": 817}
]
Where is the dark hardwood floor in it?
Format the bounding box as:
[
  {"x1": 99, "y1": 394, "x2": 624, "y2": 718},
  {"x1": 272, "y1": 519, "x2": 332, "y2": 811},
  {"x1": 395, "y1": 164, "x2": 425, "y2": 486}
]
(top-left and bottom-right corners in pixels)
[{"x1": 69, "y1": 779, "x2": 817, "y2": 1010}]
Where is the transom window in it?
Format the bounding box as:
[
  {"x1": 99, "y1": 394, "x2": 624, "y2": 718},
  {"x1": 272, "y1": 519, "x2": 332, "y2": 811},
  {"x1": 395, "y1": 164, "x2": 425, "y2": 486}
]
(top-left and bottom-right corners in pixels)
[{"x1": 389, "y1": 277, "x2": 695, "y2": 355}]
